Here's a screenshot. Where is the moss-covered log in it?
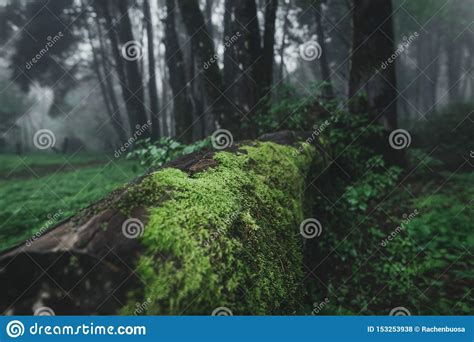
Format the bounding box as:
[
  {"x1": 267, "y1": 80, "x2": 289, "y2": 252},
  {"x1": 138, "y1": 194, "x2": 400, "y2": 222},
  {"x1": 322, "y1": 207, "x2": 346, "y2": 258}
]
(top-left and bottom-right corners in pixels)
[{"x1": 0, "y1": 132, "x2": 323, "y2": 315}]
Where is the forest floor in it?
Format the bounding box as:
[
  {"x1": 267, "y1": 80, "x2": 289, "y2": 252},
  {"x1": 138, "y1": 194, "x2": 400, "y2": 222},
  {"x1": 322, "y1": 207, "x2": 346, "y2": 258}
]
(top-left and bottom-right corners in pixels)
[
  {"x1": 0, "y1": 154, "x2": 145, "y2": 251},
  {"x1": 310, "y1": 165, "x2": 473, "y2": 315},
  {"x1": 0, "y1": 149, "x2": 472, "y2": 314}
]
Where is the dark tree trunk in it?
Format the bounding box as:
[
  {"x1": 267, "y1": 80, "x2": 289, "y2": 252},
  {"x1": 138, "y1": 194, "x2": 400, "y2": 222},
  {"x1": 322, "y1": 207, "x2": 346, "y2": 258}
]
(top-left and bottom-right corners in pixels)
[
  {"x1": 446, "y1": 40, "x2": 463, "y2": 104},
  {"x1": 176, "y1": 0, "x2": 225, "y2": 130},
  {"x1": 97, "y1": 0, "x2": 138, "y2": 135},
  {"x1": 278, "y1": 0, "x2": 291, "y2": 82},
  {"x1": 314, "y1": 0, "x2": 334, "y2": 99},
  {"x1": 143, "y1": 0, "x2": 160, "y2": 140},
  {"x1": 227, "y1": 0, "x2": 262, "y2": 136},
  {"x1": 82, "y1": 6, "x2": 126, "y2": 145},
  {"x1": 223, "y1": 0, "x2": 237, "y2": 90},
  {"x1": 116, "y1": 0, "x2": 149, "y2": 136},
  {"x1": 348, "y1": 0, "x2": 403, "y2": 166},
  {"x1": 164, "y1": 0, "x2": 194, "y2": 143},
  {"x1": 94, "y1": 14, "x2": 124, "y2": 137},
  {"x1": 348, "y1": 0, "x2": 397, "y2": 131},
  {"x1": 188, "y1": 48, "x2": 206, "y2": 140},
  {"x1": 425, "y1": 34, "x2": 440, "y2": 113},
  {"x1": 205, "y1": 0, "x2": 214, "y2": 38},
  {"x1": 260, "y1": 0, "x2": 278, "y2": 98}
]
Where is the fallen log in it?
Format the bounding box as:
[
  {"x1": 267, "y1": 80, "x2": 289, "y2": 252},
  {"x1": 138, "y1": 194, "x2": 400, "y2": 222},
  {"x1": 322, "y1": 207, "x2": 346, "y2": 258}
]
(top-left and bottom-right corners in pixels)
[{"x1": 0, "y1": 131, "x2": 323, "y2": 315}]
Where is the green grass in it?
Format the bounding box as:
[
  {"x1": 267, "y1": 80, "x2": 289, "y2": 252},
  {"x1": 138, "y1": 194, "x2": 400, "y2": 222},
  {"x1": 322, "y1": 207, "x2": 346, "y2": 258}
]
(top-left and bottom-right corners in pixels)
[
  {"x1": 0, "y1": 158, "x2": 145, "y2": 251},
  {"x1": 0, "y1": 153, "x2": 104, "y2": 175}
]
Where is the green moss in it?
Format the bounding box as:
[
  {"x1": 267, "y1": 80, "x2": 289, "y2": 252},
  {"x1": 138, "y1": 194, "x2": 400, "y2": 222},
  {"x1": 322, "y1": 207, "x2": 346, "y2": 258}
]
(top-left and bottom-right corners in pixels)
[{"x1": 120, "y1": 142, "x2": 318, "y2": 315}]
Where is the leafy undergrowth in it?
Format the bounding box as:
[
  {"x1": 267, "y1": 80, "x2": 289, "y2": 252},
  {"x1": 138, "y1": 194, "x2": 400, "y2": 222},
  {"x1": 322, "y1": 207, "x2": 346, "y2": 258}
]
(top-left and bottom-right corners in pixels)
[
  {"x1": 254, "y1": 91, "x2": 473, "y2": 315},
  {"x1": 0, "y1": 160, "x2": 145, "y2": 251},
  {"x1": 120, "y1": 142, "x2": 320, "y2": 315},
  {"x1": 306, "y1": 147, "x2": 473, "y2": 315}
]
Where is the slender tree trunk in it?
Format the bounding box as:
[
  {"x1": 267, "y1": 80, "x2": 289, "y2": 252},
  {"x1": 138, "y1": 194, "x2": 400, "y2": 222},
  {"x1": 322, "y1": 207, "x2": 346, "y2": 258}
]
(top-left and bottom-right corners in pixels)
[
  {"x1": 348, "y1": 0, "x2": 397, "y2": 131},
  {"x1": 424, "y1": 33, "x2": 440, "y2": 113},
  {"x1": 164, "y1": 0, "x2": 194, "y2": 143},
  {"x1": 83, "y1": 9, "x2": 126, "y2": 145},
  {"x1": 143, "y1": 0, "x2": 160, "y2": 140},
  {"x1": 205, "y1": 0, "x2": 214, "y2": 38},
  {"x1": 94, "y1": 14, "x2": 124, "y2": 135},
  {"x1": 98, "y1": 0, "x2": 138, "y2": 135},
  {"x1": 223, "y1": 0, "x2": 235, "y2": 90},
  {"x1": 228, "y1": 0, "x2": 262, "y2": 136},
  {"x1": 278, "y1": 1, "x2": 290, "y2": 83},
  {"x1": 446, "y1": 40, "x2": 463, "y2": 104},
  {"x1": 176, "y1": 0, "x2": 225, "y2": 130},
  {"x1": 116, "y1": 0, "x2": 149, "y2": 136},
  {"x1": 348, "y1": 0, "x2": 403, "y2": 165},
  {"x1": 314, "y1": 0, "x2": 334, "y2": 99},
  {"x1": 260, "y1": 0, "x2": 278, "y2": 98}
]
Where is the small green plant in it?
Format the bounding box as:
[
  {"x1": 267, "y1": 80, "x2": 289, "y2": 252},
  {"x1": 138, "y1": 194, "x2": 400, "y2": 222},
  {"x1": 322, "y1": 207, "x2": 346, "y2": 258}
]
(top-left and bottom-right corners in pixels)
[
  {"x1": 126, "y1": 137, "x2": 211, "y2": 168},
  {"x1": 255, "y1": 83, "x2": 340, "y2": 134}
]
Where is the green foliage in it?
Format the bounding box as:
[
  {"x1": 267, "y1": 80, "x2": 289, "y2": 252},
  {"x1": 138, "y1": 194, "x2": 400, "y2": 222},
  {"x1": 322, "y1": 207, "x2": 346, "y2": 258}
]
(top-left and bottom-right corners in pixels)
[
  {"x1": 119, "y1": 142, "x2": 319, "y2": 314},
  {"x1": 414, "y1": 103, "x2": 474, "y2": 169},
  {"x1": 342, "y1": 157, "x2": 402, "y2": 212},
  {"x1": 406, "y1": 173, "x2": 474, "y2": 314},
  {"x1": 126, "y1": 137, "x2": 211, "y2": 168},
  {"x1": 306, "y1": 103, "x2": 473, "y2": 315},
  {"x1": 255, "y1": 83, "x2": 341, "y2": 134}
]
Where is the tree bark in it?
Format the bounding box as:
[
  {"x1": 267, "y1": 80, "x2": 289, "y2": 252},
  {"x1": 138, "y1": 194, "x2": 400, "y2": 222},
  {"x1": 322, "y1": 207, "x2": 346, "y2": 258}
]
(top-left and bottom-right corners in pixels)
[
  {"x1": 348, "y1": 0, "x2": 403, "y2": 166},
  {"x1": 83, "y1": 8, "x2": 126, "y2": 146},
  {"x1": 143, "y1": 0, "x2": 160, "y2": 140},
  {"x1": 97, "y1": 0, "x2": 138, "y2": 135},
  {"x1": 314, "y1": 0, "x2": 334, "y2": 99},
  {"x1": 226, "y1": 0, "x2": 262, "y2": 136},
  {"x1": 260, "y1": 0, "x2": 278, "y2": 98},
  {"x1": 116, "y1": 0, "x2": 149, "y2": 136},
  {"x1": 164, "y1": 0, "x2": 194, "y2": 143},
  {"x1": 94, "y1": 14, "x2": 125, "y2": 138},
  {"x1": 176, "y1": 0, "x2": 225, "y2": 131},
  {"x1": 348, "y1": 0, "x2": 397, "y2": 131}
]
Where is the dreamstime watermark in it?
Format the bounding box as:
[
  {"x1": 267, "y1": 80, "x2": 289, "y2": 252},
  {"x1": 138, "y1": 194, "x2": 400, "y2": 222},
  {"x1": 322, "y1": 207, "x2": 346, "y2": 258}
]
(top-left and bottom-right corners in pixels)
[
  {"x1": 203, "y1": 31, "x2": 241, "y2": 70},
  {"x1": 389, "y1": 306, "x2": 411, "y2": 316},
  {"x1": 299, "y1": 218, "x2": 323, "y2": 239},
  {"x1": 34, "y1": 307, "x2": 56, "y2": 316},
  {"x1": 114, "y1": 120, "x2": 152, "y2": 158},
  {"x1": 211, "y1": 306, "x2": 233, "y2": 316},
  {"x1": 33, "y1": 129, "x2": 56, "y2": 150},
  {"x1": 381, "y1": 209, "x2": 419, "y2": 247},
  {"x1": 122, "y1": 218, "x2": 144, "y2": 239},
  {"x1": 312, "y1": 297, "x2": 330, "y2": 315},
  {"x1": 25, "y1": 31, "x2": 64, "y2": 70},
  {"x1": 299, "y1": 40, "x2": 322, "y2": 61},
  {"x1": 26, "y1": 210, "x2": 63, "y2": 247},
  {"x1": 204, "y1": 208, "x2": 242, "y2": 247},
  {"x1": 6, "y1": 320, "x2": 24, "y2": 338},
  {"x1": 134, "y1": 297, "x2": 152, "y2": 315},
  {"x1": 293, "y1": 120, "x2": 331, "y2": 156},
  {"x1": 6, "y1": 321, "x2": 146, "y2": 338},
  {"x1": 121, "y1": 40, "x2": 143, "y2": 61},
  {"x1": 389, "y1": 129, "x2": 411, "y2": 150},
  {"x1": 381, "y1": 32, "x2": 419, "y2": 70},
  {"x1": 211, "y1": 129, "x2": 233, "y2": 150}
]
